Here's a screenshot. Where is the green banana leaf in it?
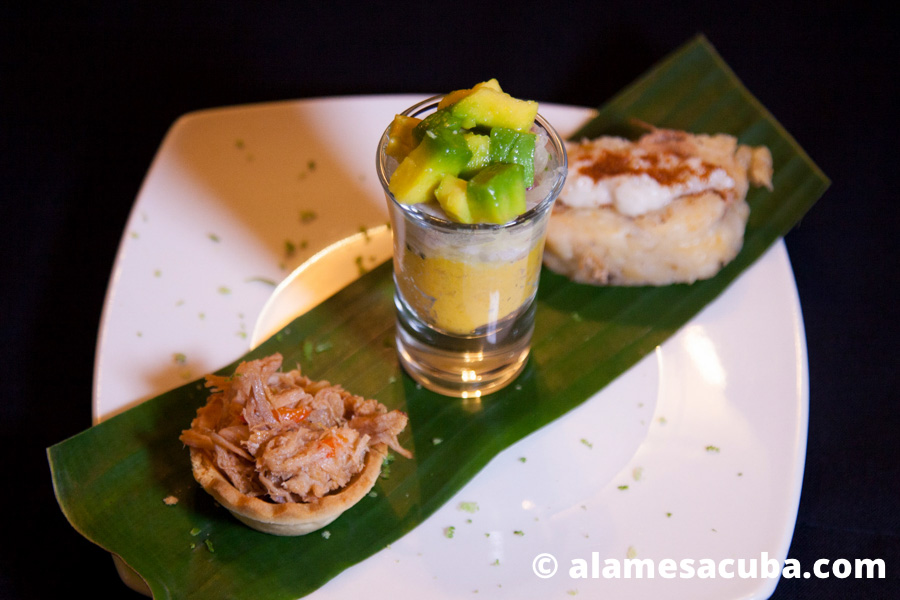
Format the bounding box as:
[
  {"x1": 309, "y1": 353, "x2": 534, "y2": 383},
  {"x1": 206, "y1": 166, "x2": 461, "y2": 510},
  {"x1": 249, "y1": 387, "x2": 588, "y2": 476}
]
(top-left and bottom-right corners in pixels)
[{"x1": 48, "y1": 34, "x2": 829, "y2": 599}]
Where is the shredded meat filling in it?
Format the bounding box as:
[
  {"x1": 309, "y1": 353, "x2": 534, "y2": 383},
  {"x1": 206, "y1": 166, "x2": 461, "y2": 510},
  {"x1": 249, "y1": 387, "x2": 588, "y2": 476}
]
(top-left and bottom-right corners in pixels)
[{"x1": 180, "y1": 353, "x2": 411, "y2": 503}]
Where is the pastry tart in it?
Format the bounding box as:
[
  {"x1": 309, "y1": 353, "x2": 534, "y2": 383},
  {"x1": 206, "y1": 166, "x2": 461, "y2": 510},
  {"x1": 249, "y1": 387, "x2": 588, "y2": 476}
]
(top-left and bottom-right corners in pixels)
[
  {"x1": 180, "y1": 353, "x2": 411, "y2": 536},
  {"x1": 187, "y1": 442, "x2": 388, "y2": 536}
]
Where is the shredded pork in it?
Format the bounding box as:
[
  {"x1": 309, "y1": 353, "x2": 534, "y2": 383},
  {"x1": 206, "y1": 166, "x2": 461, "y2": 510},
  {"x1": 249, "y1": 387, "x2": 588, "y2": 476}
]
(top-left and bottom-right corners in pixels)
[{"x1": 180, "y1": 353, "x2": 411, "y2": 504}]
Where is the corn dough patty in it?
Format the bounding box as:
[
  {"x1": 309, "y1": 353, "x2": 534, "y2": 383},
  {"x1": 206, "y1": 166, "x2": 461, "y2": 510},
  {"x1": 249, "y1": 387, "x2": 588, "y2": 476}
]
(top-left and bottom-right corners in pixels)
[{"x1": 544, "y1": 128, "x2": 773, "y2": 286}]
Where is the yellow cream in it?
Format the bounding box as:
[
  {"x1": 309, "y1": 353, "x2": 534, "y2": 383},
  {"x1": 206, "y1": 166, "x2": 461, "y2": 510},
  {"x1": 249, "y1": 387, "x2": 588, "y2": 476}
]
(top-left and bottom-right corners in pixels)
[{"x1": 396, "y1": 242, "x2": 544, "y2": 335}]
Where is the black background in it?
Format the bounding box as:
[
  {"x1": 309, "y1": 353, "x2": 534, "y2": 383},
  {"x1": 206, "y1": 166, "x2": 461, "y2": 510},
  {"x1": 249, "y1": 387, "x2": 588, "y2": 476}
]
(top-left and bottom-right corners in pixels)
[{"x1": 2, "y1": 2, "x2": 896, "y2": 598}]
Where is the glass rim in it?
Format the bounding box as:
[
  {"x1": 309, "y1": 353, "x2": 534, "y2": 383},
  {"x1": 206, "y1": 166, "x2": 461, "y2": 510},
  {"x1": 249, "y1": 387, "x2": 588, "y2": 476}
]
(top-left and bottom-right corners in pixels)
[{"x1": 376, "y1": 95, "x2": 568, "y2": 233}]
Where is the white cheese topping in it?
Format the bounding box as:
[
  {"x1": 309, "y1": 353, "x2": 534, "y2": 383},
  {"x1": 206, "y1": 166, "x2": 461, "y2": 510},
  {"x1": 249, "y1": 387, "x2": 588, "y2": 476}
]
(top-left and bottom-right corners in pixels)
[{"x1": 560, "y1": 139, "x2": 736, "y2": 217}]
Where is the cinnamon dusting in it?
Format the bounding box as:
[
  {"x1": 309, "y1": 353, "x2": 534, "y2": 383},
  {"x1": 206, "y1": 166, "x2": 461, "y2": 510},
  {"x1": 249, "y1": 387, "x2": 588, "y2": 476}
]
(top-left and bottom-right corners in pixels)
[{"x1": 575, "y1": 145, "x2": 716, "y2": 187}]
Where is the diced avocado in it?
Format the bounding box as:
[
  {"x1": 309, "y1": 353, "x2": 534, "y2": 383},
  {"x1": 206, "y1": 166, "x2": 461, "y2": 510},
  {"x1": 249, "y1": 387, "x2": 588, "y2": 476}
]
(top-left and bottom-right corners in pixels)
[
  {"x1": 450, "y1": 87, "x2": 538, "y2": 133},
  {"x1": 460, "y1": 133, "x2": 490, "y2": 178},
  {"x1": 386, "y1": 80, "x2": 541, "y2": 222},
  {"x1": 388, "y1": 126, "x2": 472, "y2": 204},
  {"x1": 435, "y1": 175, "x2": 473, "y2": 223},
  {"x1": 466, "y1": 163, "x2": 527, "y2": 224},
  {"x1": 385, "y1": 115, "x2": 422, "y2": 161},
  {"x1": 488, "y1": 127, "x2": 536, "y2": 187},
  {"x1": 412, "y1": 108, "x2": 464, "y2": 142},
  {"x1": 438, "y1": 78, "x2": 504, "y2": 110},
  {"x1": 477, "y1": 78, "x2": 503, "y2": 92}
]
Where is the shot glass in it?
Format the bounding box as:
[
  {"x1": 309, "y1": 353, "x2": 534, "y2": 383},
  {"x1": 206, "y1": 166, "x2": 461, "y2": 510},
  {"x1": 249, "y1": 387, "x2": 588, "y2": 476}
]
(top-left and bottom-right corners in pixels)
[{"x1": 376, "y1": 96, "x2": 567, "y2": 397}]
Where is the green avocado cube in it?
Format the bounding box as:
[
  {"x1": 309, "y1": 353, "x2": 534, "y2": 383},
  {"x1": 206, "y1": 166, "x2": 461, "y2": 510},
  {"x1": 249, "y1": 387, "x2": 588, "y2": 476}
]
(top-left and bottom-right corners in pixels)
[
  {"x1": 466, "y1": 163, "x2": 527, "y2": 224},
  {"x1": 435, "y1": 175, "x2": 473, "y2": 223},
  {"x1": 384, "y1": 115, "x2": 422, "y2": 161},
  {"x1": 388, "y1": 126, "x2": 472, "y2": 204},
  {"x1": 412, "y1": 108, "x2": 464, "y2": 142},
  {"x1": 450, "y1": 87, "x2": 538, "y2": 132},
  {"x1": 488, "y1": 127, "x2": 536, "y2": 187},
  {"x1": 459, "y1": 133, "x2": 490, "y2": 179}
]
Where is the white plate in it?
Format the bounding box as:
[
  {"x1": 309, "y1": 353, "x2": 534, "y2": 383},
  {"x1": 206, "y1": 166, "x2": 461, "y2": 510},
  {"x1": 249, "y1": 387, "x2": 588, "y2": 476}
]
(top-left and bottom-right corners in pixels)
[{"x1": 94, "y1": 97, "x2": 807, "y2": 600}]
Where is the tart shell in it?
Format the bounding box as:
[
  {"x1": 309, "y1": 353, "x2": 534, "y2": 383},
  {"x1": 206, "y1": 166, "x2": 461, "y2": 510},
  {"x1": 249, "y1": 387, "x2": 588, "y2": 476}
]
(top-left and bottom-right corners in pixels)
[{"x1": 189, "y1": 443, "x2": 388, "y2": 536}]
